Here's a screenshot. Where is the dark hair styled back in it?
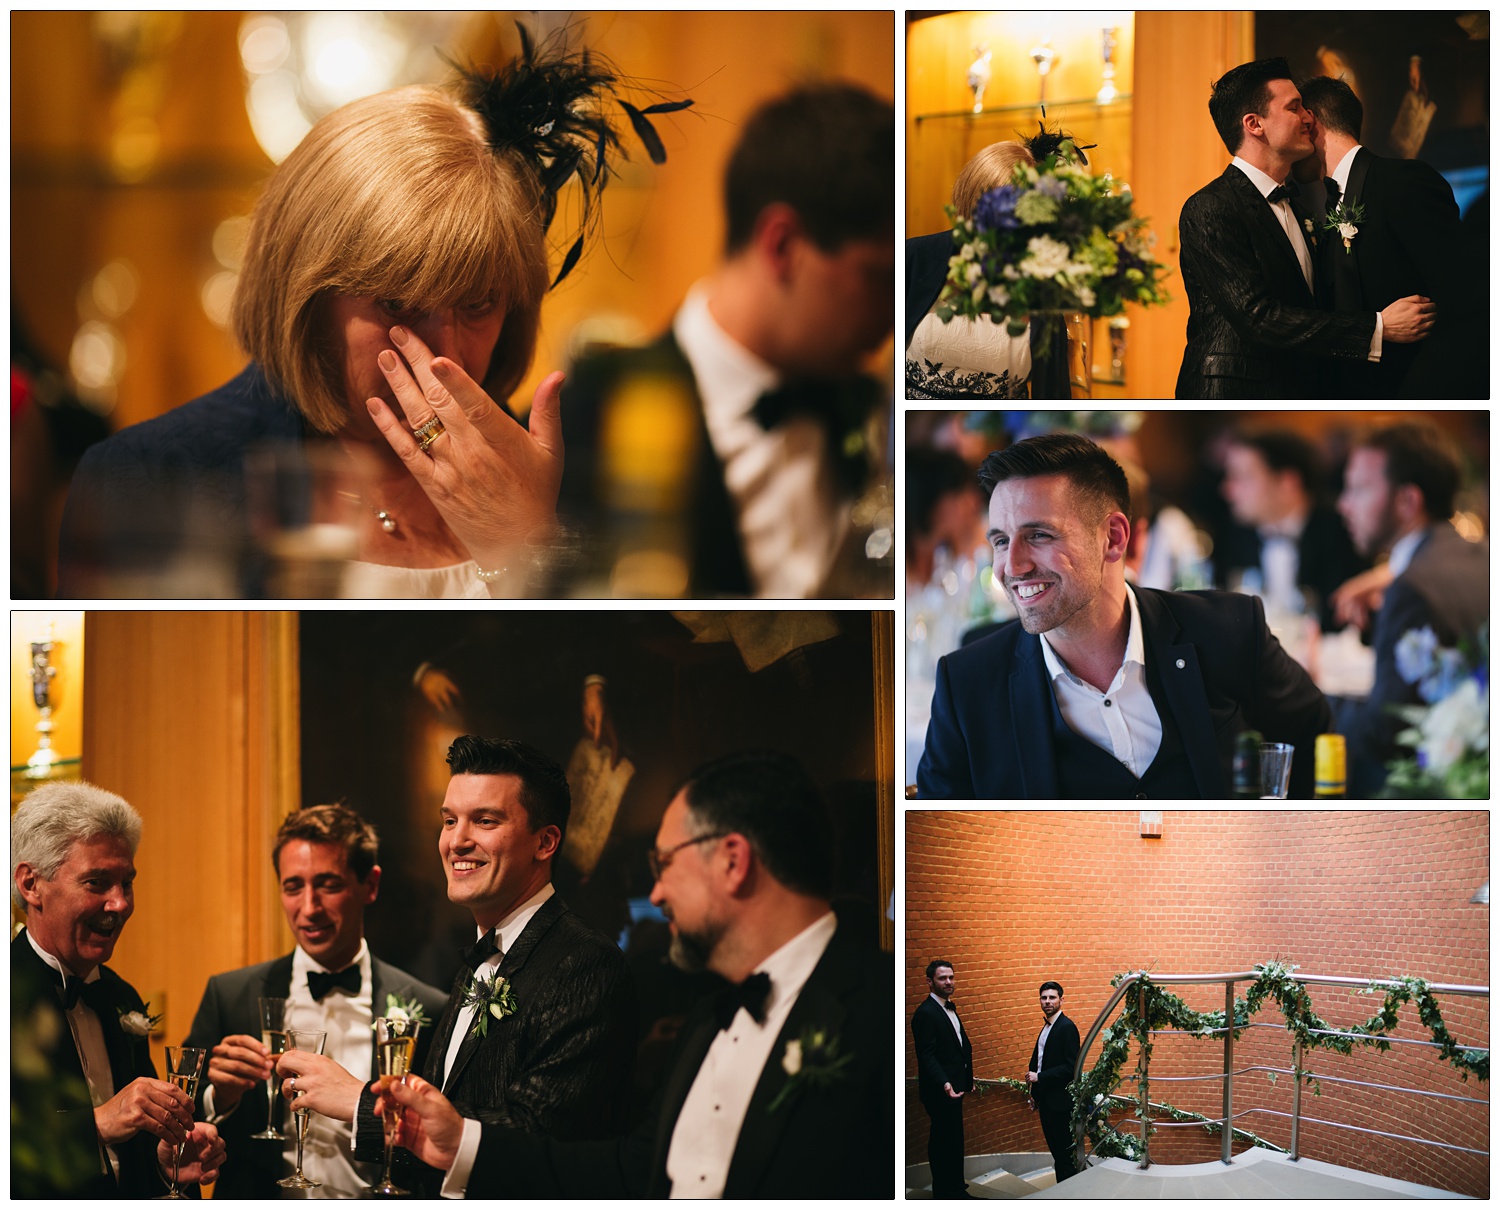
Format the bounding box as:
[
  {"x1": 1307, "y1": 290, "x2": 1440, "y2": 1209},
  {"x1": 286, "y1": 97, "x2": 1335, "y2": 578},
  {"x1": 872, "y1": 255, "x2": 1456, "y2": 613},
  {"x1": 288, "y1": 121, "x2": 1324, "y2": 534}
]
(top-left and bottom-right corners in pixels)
[
  {"x1": 926, "y1": 959, "x2": 954, "y2": 980},
  {"x1": 1039, "y1": 980, "x2": 1064, "y2": 997},
  {"x1": 273, "y1": 803, "x2": 379, "y2": 881},
  {"x1": 679, "y1": 751, "x2": 833, "y2": 899},
  {"x1": 1363, "y1": 424, "x2": 1462, "y2": 520},
  {"x1": 977, "y1": 433, "x2": 1130, "y2": 521},
  {"x1": 725, "y1": 83, "x2": 894, "y2": 254},
  {"x1": 1208, "y1": 57, "x2": 1294, "y2": 154},
  {"x1": 908, "y1": 447, "x2": 979, "y2": 541},
  {"x1": 1231, "y1": 429, "x2": 1323, "y2": 497},
  {"x1": 446, "y1": 736, "x2": 572, "y2": 845},
  {"x1": 1298, "y1": 75, "x2": 1363, "y2": 140}
]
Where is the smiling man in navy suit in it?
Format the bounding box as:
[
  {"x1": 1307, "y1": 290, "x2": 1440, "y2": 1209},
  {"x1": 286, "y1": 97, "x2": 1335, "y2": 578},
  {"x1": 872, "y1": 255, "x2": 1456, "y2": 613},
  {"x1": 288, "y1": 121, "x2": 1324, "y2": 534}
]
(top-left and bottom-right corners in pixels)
[{"x1": 917, "y1": 433, "x2": 1330, "y2": 799}]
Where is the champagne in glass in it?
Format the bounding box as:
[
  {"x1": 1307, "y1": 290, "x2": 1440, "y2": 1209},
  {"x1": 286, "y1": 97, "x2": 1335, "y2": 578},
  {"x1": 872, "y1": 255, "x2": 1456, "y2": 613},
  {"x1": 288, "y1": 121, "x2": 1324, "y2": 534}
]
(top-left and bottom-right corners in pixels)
[
  {"x1": 370, "y1": 1016, "x2": 421, "y2": 1196},
  {"x1": 155, "y1": 1046, "x2": 207, "y2": 1200},
  {"x1": 251, "y1": 997, "x2": 291, "y2": 1140},
  {"x1": 275, "y1": 1028, "x2": 327, "y2": 1190}
]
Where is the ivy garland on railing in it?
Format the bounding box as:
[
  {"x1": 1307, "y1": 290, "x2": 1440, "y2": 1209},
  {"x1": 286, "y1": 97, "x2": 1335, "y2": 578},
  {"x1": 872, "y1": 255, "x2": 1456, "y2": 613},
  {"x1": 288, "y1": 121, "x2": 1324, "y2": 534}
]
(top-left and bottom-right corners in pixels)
[{"x1": 1067, "y1": 962, "x2": 1488, "y2": 1164}]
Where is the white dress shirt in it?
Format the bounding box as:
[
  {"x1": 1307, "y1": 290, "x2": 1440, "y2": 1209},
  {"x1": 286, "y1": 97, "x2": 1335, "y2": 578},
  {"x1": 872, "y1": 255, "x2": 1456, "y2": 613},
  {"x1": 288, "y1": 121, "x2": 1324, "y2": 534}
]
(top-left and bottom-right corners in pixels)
[
  {"x1": 1039, "y1": 584, "x2": 1163, "y2": 776},
  {"x1": 1232, "y1": 157, "x2": 1315, "y2": 294},
  {"x1": 673, "y1": 283, "x2": 848, "y2": 598},
  {"x1": 1387, "y1": 526, "x2": 1426, "y2": 578},
  {"x1": 286, "y1": 939, "x2": 376, "y2": 1199},
  {"x1": 439, "y1": 882, "x2": 555, "y2": 1199},
  {"x1": 27, "y1": 930, "x2": 118, "y2": 1181},
  {"x1": 1036, "y1": 1016, "x2": 1055, "y2": 1070},
  {"x1": 665, "y1": 910, "x2": 838, "y2": 1198},
  {"x1": 929, "y1": 991, "x2": 963, "y2": 1044}
]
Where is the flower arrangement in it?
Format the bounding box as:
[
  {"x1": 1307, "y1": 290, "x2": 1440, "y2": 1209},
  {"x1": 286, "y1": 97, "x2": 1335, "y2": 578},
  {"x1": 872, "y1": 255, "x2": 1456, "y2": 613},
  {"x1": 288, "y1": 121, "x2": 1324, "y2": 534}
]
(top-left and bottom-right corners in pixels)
[
  {"x1": 1384, "y1": 624, "x2": 1488, "y2": 798},
  {"x1": 935, "y1": 138, "x2": 1170, "y2": 337}
]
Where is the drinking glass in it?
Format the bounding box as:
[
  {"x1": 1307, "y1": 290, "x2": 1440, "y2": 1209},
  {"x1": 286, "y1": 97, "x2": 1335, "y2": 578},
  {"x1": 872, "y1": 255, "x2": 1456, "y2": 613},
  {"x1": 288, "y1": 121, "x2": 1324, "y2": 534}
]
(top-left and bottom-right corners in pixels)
[
  {"x1": 275, "y1": 1028, "x2": 327, "y2": 1189},
  {"x1": 370, "y1": 1016, "x2": 423, "y2": 1196},
  {"x1": 156, "y1": 1046, "x2": 207, "y2": 1199},
  {"x1": 250, "y1": 997, "x2": 290, "y2": 1140},
  {"x1": 1259, "y1": 742, "x2": 1295, "y2": 799}
]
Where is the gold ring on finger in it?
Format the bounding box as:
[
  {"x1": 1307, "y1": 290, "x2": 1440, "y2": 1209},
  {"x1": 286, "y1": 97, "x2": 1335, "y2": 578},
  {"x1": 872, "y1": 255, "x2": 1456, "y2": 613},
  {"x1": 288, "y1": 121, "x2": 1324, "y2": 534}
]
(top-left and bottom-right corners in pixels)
[{"x1": 413, "y1": 416, "x2": 446, "y2": 452}]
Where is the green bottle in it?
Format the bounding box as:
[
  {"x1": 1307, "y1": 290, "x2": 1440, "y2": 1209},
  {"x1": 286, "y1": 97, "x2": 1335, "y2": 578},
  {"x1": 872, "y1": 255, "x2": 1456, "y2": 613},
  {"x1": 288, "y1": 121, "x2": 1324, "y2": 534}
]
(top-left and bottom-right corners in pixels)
[{"x1": 1232, "y1": 730, "x2": 1264, "y2": 798}]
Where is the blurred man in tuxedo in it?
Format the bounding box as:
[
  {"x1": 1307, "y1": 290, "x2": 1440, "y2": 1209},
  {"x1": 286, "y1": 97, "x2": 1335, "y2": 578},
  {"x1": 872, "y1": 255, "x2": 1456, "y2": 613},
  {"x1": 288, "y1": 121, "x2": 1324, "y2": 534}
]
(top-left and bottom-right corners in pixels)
[
  {"x1": 11, "y1": 782, "x2": 225, "y2": 1197},
  {"x1": 917, "y1": 433, "x2": 1331, "y2": 798},
  {"x1": 366, "y1": 751, "x2": 892, "y2": 1199},
  {"x1": 1176, "y1": 57, "x2": 1432, "y2": 398},
  {"x1": 183, "y1": 803, "x2": 445, "y2": 1197},
  {"x1": 1335, "y1": 424, "x2": 1488, "y2": 796},
  {"x1": 1217, "y1": 429, "x2": 1367, "y2": 630},
  {"x1": 560, "y1": 83, "x2": 894, "y2": 597},
  {"x1": 1027, "y1": 981, "x2": 1079, "y2": 1182},
  {"x1": 912, "y1": 960, "x2": 974, "y2": 1198},
  {"x1": 280, "y1": 736, "x2": 636, "y2": 1197},
  {"x1": 1299, "y1": 75, "x2": 1484, "y2": 399}
]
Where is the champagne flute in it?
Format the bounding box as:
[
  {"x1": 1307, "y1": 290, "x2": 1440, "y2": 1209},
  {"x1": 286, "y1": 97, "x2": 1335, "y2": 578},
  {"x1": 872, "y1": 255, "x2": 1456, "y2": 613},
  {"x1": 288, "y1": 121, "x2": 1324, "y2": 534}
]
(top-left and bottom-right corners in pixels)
[
  {"x1": 275, "y1": 1028, "x2": 327, "y2": 1189},
  {"x1": 370, "y1": 1016, "x2": 422, "y2": 1196},
  {"x1": 156, "y1": 1046, "x2": 207, "y2": 1199},
  {"x1": 250, "y1": 996, "x2": 290, "y2": 1140}
]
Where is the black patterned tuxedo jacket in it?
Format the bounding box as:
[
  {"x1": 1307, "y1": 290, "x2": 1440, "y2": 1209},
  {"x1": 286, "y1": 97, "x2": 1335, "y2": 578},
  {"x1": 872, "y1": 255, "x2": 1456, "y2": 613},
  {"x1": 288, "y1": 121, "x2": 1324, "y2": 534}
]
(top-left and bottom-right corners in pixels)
[
  {"x1": 1320, "y1": 147, "x2": 1484, "y2": 398},
  {"x1": 462, "y1": 916, "x2": 893, "y2": 1199},
  {"x1": 12, "y1": 930, "x2": 173, "y2": 1198},
  {"x1": 181, "y1": 949, "x2": 444, "y2": 1198},
  {"x1": 1176, "y1": 165, "x2": 1374, "y2": 398},
  {"x1": 354, "y1": 893, "x2": 637, "y2": 1195}
]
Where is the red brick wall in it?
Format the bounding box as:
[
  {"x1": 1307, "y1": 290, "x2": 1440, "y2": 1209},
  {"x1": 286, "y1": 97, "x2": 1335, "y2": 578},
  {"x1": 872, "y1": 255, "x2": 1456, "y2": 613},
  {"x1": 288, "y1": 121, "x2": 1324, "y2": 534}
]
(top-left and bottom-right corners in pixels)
[{"x1": 905, "y1": 810, "x2": 1489, "y2": 1196}]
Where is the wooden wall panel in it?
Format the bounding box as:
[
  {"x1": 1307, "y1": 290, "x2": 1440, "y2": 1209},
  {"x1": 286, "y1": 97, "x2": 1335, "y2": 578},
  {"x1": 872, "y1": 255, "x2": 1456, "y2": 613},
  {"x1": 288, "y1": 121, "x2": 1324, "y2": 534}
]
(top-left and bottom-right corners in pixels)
[
  {"x1": 81, "y1": 611, "x2": 297, "y2": 1066},
  {"x1": 874, "y1": 610, "x2": 895, "y2": 954}
]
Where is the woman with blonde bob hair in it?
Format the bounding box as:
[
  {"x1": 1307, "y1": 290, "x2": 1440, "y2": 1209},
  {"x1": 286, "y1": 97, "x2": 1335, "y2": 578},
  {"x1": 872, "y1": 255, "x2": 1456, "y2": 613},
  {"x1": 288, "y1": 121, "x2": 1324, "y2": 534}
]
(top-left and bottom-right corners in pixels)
[
  {"x1": 60, "y1": 33, "x2": 683, "y2": 598},
  {"x1": 905, "y1": 139, "x2": 1036, "y2": 399}
]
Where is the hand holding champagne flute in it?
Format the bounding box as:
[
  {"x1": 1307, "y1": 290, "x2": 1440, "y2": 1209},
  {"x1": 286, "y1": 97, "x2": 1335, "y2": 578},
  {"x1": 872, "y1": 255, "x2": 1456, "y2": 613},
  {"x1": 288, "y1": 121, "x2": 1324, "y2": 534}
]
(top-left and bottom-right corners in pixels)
[
  {"x1": 250, "y1": 997, "x2": 290, "y2": 1140},
  {"x1": 371, "y1": 1015, "x2": 421, "y2": 1196},
  {"x1": 156, "y1": 1047, "x2": 207, "y2": 1200},
  {"x1": 276, "y1": 1029, "x2": 327, "y2": 1189}
]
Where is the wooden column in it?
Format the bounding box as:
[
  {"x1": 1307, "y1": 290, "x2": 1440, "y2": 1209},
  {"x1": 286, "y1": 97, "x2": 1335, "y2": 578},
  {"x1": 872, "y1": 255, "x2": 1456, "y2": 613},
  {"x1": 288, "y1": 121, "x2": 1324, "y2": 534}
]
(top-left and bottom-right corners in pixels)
[{"x1": 874, "y1": 610, "x2": 895, "y2": 953}]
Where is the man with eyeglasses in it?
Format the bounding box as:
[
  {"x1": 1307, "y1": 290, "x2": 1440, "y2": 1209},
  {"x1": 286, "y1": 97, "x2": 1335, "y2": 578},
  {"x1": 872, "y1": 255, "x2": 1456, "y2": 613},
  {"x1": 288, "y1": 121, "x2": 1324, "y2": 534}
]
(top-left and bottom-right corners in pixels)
[
  {"x1": 282, "y1": 735, "x2": 637, "y2": 1197},
  {"x1": 369, "y1": 750, "x2": 892, "y2": 1199}
]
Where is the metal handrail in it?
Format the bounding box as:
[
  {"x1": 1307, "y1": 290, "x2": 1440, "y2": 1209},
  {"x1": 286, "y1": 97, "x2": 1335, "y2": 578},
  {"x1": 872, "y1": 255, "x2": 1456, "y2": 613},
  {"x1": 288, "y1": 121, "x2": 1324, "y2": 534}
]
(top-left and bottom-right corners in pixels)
[{"x1": 1070, "y1": 969, "x2": 1489, "y2": 1173}]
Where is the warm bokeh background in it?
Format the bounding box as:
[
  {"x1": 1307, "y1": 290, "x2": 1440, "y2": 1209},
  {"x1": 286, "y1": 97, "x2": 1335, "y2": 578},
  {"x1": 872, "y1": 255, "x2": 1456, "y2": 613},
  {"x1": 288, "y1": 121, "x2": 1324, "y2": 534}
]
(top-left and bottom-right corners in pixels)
[{"x1": 905, "y1": 810, "x2": 1489, "y2": 1196}]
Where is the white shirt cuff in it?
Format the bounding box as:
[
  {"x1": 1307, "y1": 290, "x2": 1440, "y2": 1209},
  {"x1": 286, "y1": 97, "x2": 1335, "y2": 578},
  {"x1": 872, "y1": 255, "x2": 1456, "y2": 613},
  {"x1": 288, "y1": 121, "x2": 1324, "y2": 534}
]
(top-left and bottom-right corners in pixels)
[
  {"x1": 201, "y1": 1084, "x2": 236, "y2": 1126},
  {"x1": 440, "y1": 1117, "x2": 484, "y2": 1198},
  {"x1": 1369, "y1": 311, "x2": 1383, "y2": 362}
]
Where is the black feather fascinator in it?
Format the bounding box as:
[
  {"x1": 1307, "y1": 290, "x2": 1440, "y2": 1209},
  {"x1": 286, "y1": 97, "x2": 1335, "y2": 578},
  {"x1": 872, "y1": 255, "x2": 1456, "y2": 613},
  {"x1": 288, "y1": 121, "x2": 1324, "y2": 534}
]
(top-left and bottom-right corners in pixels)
[
  {"x1": 1021, "y1": 116, "x2": 1096, "y2": 167},
  {"x1": 450, "y1": 22, "x2": 694, "y2": 287}
]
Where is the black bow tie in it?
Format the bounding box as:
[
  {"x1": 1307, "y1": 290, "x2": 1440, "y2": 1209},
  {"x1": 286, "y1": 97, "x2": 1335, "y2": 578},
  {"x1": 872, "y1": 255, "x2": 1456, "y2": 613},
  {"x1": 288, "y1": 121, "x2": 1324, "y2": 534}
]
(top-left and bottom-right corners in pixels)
[
  {"x1": 944, "y1": 1000, "x2": 958, "y2": 1013},
  {"x1": 462, "y1": 929, "x2": 501, "y2": 973},
  {"x1": 53, "y1": 968, "x2": 110, "y2": 1014},
  {"x1": 307, "y1": 965, "x2": 360, "y2": 1000},
  {"x1": 1266, "y1": 181, "x2": 1298, "y2": 205},
  {"x1": 713, "y1": 971, "x2": 772, "y2": 1032},
  {"x1": 1324, "y1": 177, "x2": 1342, "y2": 209},
  {"x1": 750, "y1": 376, "x2": 883, "y2": 497}
]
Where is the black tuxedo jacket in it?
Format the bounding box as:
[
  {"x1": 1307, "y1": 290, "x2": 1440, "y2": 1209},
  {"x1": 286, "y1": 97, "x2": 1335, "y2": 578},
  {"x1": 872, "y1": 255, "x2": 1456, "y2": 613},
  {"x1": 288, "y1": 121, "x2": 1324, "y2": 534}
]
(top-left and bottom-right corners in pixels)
[
  {"x1": 1028, "y1": 1012, "x2": 1080, "y2": 1111},
  {"x1": 559, "y1": 332, "x2": 753, "y2": 596},
  {"x1": 911, "y1": 994, "x2": 973, "y2": 1104},
  {"x1": 1320, "y1": 147, "x2": 1484, "y2": 398},
  {"x1": 917, "y1": 587, "x2": 1331, "y2": 799},
  {"x1": 1213, "y1": 503, "x2": 1370, "y2": 633},
  {"x1": 906, "y1": 231, "x2": 953, "y2": 348},
  {"x1": 1176, "y1": 165, "x2": 1374, "y2": 398},
  {"x1": 1337, "y1": 524, "x2": 1490, "y2": 797},
  {"x1": 460, "y1": 918, "x2": 891, "y2": 1199},
  {"x1": 355, "y1": 894, "x2": 637, "y2": 1194},
  {"x1": 181, "y1": 949, "x2": 445, "y2": 1199},
  {"x1": 12, "y1": 931, "x2": 172, "y2": 1198}
]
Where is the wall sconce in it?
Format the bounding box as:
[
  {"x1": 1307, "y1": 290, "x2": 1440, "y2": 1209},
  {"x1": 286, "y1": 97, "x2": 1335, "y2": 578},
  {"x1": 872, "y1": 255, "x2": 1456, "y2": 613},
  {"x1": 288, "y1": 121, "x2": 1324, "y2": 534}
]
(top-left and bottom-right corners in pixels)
[
  {"x1": 1029, "y1": 42, "x2": 1057, "y2": 108},
  {"x1": 26, "y1": 633, "x2": 62, "y2": 775},
  {"x1": 1139, "y1": 811, "x2": 1162, "y2": 839},
  {"x1": 1097, "y1": 27, "x2": 1119, "y2": 105}
]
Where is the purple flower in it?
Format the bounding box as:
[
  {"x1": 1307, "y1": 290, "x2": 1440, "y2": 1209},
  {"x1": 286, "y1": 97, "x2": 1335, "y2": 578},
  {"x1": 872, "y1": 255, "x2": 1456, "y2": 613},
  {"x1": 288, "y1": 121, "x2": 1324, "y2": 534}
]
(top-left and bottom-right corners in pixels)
[
  {"x1": 1035, "y1": 175, "x2": 1068, "y2": 202},
  {"x1": 973, "y1": 185, "x2": 1023, "y2": 233},
  {"x1": 1394, "y1": 627, "x2": 1439, "y2": 686}
]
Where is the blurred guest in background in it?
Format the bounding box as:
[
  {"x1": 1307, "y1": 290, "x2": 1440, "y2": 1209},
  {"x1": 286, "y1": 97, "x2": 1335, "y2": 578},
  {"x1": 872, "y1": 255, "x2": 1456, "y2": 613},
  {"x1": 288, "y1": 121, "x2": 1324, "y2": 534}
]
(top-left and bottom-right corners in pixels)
[
  {"x1": 1216, "y1": 429, "x2": 1367, "y2": 630},
  {"x1": 1300, "y1": 75, "x2": 1485, "y2": 400},
  {"x1": 58, "y1": 35, "x2": 679, "y2": 599},
  {"x1": 1334, "y1": 424, "x2": 1488, "y2": 796},
  {"x1": 905, "y1": 141, "x2": 1036, "y2": 400},
  {"x1": 561, "y1": 83, "x2": 895, "y2": 599},
  {"x1": 906, "y1": 447, "x2": 986, "y2": 593}
]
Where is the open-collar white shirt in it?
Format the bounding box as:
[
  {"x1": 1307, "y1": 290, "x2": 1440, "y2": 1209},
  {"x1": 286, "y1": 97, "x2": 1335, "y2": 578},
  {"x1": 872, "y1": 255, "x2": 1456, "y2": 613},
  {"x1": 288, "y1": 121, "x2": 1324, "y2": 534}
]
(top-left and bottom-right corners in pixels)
[{"x1": 1039, "y1": 583, "x2": 1163, "y2": 777}]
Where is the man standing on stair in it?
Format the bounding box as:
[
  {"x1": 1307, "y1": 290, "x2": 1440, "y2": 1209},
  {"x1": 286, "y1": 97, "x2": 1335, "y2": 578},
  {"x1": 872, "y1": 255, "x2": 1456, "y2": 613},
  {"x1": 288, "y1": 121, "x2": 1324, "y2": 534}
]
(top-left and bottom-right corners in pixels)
[
  {"x1": 1027, "y1": 980, "x2": 1079, "y2": 1182},
  {"x1": 912, "y1": 960, "x2": 974, "y2": 1198}
]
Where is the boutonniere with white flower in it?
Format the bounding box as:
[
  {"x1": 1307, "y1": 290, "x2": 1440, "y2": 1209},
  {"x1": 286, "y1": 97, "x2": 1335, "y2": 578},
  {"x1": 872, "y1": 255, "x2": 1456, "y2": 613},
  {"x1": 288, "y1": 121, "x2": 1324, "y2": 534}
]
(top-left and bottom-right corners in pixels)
[
  {"x1": 1324, "y1": 195, "x2": 1366, "y2": 254},
  {"x1": 459, "y1": 971, "x2": 517, "y2": 1039},
  {"x1": 119, "y1": 1003, "x2": 163, "y2": 1039},
  {"x1": 371, "y1": 993, "x2": 431, "y2": 1033},
  {"x1": 1302, "y1": 217, "x2": 1318, "y2": 247},
  {"x1": 767, "y1": 1025, "x2": 854, "y2": 1114}
]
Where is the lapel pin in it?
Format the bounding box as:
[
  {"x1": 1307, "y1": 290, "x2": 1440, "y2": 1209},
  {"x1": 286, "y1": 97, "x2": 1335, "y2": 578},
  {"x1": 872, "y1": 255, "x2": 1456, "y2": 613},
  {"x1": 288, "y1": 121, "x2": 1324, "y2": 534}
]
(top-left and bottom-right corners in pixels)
[{"x1": 1175, "y1": 659, "x2": 1186, "y2": 669}]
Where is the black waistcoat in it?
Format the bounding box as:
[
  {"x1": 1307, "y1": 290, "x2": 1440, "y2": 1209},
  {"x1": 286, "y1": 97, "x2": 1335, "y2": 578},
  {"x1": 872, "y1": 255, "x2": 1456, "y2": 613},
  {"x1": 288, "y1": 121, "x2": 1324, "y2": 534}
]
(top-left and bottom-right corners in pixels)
[{"x1": 1049, "y1": 644, "x2": 1200, "y2": 799}]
